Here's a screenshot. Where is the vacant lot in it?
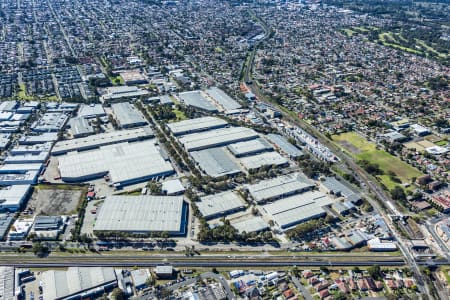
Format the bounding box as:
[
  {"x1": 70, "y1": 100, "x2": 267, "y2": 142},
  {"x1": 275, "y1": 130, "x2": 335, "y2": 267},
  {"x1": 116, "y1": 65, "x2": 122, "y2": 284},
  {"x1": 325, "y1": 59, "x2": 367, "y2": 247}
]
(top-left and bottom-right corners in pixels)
[
  {"x1": 26, "y1": 184, "x2": 86, "y2": 216},
  {"x1": 332, "y1": 132, "x2": 423, "y2": 190}
]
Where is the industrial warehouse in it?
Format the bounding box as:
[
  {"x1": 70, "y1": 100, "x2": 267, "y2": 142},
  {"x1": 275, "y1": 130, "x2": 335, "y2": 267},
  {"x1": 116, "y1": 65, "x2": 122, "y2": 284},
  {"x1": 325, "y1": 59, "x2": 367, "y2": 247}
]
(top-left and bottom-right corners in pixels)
[
  {"x1": 197, "y1": 191, "x2": 246, "y2": 220},
  {"x1": 167, "y1": 116, "x2": 227, "y2": 136},
  {"x1": 94, "y1": 195, "x2": 187, "y2": 236},
  {"x1": 57, "y1": 140, "x2": 174, "y2": 187}
]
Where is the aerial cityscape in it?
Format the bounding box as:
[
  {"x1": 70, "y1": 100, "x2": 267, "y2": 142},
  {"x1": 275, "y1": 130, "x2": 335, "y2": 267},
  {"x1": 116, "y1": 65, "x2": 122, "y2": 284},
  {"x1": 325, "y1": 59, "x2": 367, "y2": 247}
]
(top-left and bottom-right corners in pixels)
[{"x1": 0, "y1": 0, "x2": 448, "y2": 299}]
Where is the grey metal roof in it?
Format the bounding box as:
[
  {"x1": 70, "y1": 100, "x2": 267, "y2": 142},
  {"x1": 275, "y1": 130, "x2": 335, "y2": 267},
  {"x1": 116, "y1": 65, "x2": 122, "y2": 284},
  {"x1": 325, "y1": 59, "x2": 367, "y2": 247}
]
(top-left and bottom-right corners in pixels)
[
  {"x1": 52, "y1": 127, "x2": 154, "y2": 154},
  {"x1": 191, "y1": 147, "x2": 241, "y2": 178},
  {"x1": 69, "y1": 117, "x2": 94, "y2": 137},
  {"x1": 19, "y1": 132, "x2": 59, "y2": 144},
  {"x1": 0, "y1": 185, "x2": 31, "y2": 209},
  {"x1": 231, "y1": 217, "x2": 268, "y2": 234},
  {"x1": 179, "y1": 126, "x2": 258, "y2": 151},
  {"x1": 111, "y1": 102, "x2": 147, "y2": 128},
  {"x1": 179, "y1": 91, "x2": 217, "y2": 112},
  {"x1": 162, "y1": 179, "x2": 185, "y2": 195},
  {"x1": 205, "y1": 87, "x2": 241, "y2": 111},
  {"x1": 227, "y1": 138, "x2": 273, "y2": 157},
  {"x1": 31, "y1": 112, "x2": 68, "y2": 132},
  {"x1": 78, "y1": 104, "x2": 106, "y2": 118},
  {"x1": 239, "y1": 152, "x2": 288, "y2": 170},
  {"x1": 0, "y1": 214, "x2": 14, "y2": 240},
  {"x1": 167, "y1": 117, "x2": 227, "y2": 136},
  {"x1": 42, "y1": 267, "x2": 116, "y2": 300},
  {"x1": 197, "y1": 191, "x2": 245, "y2": 219},
  {"x1": 266, "y1": 134, "x2": 304, "y2": 157},
  {"x1": 321, "y1": 177, "x2": 356, "y2": 198},
  {"x1": 94, "y1": 195, "x2": 185, "y2": 233},
  {"x1": 247, "y1": 172, "x2": 315, "y2": 203},
  {"x1": 58, "y1": 140, "x2": 173, "y2": 186},
  {"x1": 262, "y1": 191, "x2": 333, "y2": 230}
]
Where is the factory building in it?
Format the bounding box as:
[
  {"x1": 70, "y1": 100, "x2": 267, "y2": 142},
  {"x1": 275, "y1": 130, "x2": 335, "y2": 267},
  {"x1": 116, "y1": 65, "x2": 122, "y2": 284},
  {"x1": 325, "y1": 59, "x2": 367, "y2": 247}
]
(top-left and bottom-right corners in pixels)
[
  {"x1": 101, "y1": 86, "x2": 149, "y2": 101},
  {"x1": 246, "y1": 172, "x2": 315, "y2": 203},
  {"x1": 10, "y1": 142, "x2": 52, "y2": 156},
  {"x1": 231, "y1": 217, "x2": 269, "y2": 234},
  {"x1": 167, "y1": 117, "x2": 227, "y2": 136},
  {"x1": 0, "y1": 171, "x2": 39, "y2": 185},
  {"x1": 52, "y1": 127, "x2": 154, "y2": 155},
  {"x1": 239, "y1": 152, "x2": 288, "y2": 171},
  {"x1": 0, "y1": 185, "x2": 32, "y2": 212},
  {"x1": 179, "y1": 91, "x2": 218, "y2": 112},
  {"x1": 178, "y1": 127, "x2": 258, "y2": 151},
  {"x1": 262, "y1": 191, "x2": 333, "y2": 230},
  {"x1": 78, "y1": 104, "x2": 106, "y2": 119},
  {"x1": 266, "y1": 134, "x2": 304, "y2": 158},
  {"x1": 0, "y1": 214, "x2": 14, "y2": 241},
  {"x1": 31, "y1": 112, "x2": 68, "y2": 132},
  {"x1": 227, "y1": 138, "x2": 273, "y2": 158},
  {"x1": 197, "y1": 191, "x2": 246, "y2": 220},
  {"x1": 191, "y1": 147, "x2": 241, "y2": 178},
  {"x1": 4, "y1": 152, "x2": 49, "y2": 164},
  {"x1": 68, "y1": 117, "x2": 95, "y2": 138},
  {"x1": 94, "y1": 195, "x2": 187, "y2": 236},
  {"x1": 19, "y1": 132, "x2": 59, "y2": 145},
  {"x1": 41, "y1": 267, "x2": 117, "y2": 300},
  {"x1": 111, "y1": 102, "x2": 148, "y2": 129},
  {"x1": 205, "y1": 87, "x2": 242, "y2": 112},
  {"x1": 58, "y1": 140, "x2": 174, "y2": 187}
]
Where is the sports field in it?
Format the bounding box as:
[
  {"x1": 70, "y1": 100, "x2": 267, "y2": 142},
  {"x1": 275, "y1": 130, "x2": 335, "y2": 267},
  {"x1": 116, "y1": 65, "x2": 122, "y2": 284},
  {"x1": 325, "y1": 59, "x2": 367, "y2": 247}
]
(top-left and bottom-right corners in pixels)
[{"x1": 332, "y1": 132, "x2": 423, "y2": 190}]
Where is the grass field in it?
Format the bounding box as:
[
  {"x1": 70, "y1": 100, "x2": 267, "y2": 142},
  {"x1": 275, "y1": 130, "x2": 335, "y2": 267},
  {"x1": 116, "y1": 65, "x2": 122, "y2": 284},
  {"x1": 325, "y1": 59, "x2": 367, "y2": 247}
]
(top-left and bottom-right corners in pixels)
[
  {"x1": 17, "y1": 83, "x2": 34, "y2": 100},
  {"x1": 332, "y1": 132, "x2": 423, "y2": 191},
  {"x1": 173, "y1": 108, "x2": 187, "y2": 121}
]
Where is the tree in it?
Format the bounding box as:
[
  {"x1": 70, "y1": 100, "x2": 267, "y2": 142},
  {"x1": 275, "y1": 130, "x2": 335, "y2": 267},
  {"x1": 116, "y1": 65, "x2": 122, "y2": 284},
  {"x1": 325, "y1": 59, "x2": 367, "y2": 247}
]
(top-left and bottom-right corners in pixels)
[
  {"x1": 391, "y1": 186, "x2": 406, "y2": 201},
  {"x1": 32, "y1": 242, "x2": 49, "y2": 257},
  {"x1": 368, "y1": 265, "x2": 382, "y2": 280},
  {"x1": 110, "y1": 288, "x2": 124, "y2": 300}
]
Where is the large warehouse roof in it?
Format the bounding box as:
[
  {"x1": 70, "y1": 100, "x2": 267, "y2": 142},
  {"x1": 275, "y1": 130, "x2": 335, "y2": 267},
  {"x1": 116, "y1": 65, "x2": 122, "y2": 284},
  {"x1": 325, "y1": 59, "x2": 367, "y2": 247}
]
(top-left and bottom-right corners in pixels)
[
  {"x1": 69, "y1": 117, "x2": 94, "y2": 137},
  {"x1": 247, "y1": 172, "x2": 315, "y2": 203},
  {"x1": 232, "y1": 217, "x2": 269, "y2": 234},
  {"x1": 167, "y1": 117, "x2": 227, "y2": 136},
  {"x1": 58, "y1": 140, "x2": 174, "y2": 186},
  {"x1": 266, "y1": 134, "x2": 304, "y2": 158},
  {"x1": 111, "y1": 102, "x2": 147, "y2": 128},
  {"x1": 191, "y1": 147, "x2": 241, "y2": 178},
  {"x1": 179, "y1": 91, "x2": 217, "y2": 112},
  {"x1": 78, "y1": 104, "x2": 106, "y2": 119},
  {"x1": 197, "y1": 191, "x2": 245, "y2": 220},
  {"x1": 263, "y1": 191, "x2": 333, "y2": 230},
  {"x1": 52, "y1": 127, "x2": 154, "y2": 155},
  {"x1": 239, "y1": 152, "x2": 288, "y2": 171},
  {"x1": 227, "y1": 138, "x2": 273, "y2": 157},
  {"x1": 179, "y1": 127, "x2": 258, "y2": 151},
  {"x1": 205, "y1": 87, "x2": 241, "y2": 111},
  {"x1": 0, "y1": 266, "x2": 14, "y2": 300},
  {"x1": 42, "y1": 267, "x2": 116, "y2": 300},
  {"x1": 94, "y1": 195, "x2": 186, "y2": 234},
  {"x1": 0, "y1": 185, "x2": 31, "y2": 211}
]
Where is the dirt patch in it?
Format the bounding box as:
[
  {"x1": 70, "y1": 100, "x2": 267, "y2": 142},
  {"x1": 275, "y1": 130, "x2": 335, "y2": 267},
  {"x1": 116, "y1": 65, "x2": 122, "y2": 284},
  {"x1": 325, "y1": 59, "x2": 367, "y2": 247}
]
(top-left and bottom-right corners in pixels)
[
  {"x1": 26, "y1": 186, "x2": 85, "y2": 216},
  {"x1": 337, "y1": 140, "x2": 361, "y2": 154}
]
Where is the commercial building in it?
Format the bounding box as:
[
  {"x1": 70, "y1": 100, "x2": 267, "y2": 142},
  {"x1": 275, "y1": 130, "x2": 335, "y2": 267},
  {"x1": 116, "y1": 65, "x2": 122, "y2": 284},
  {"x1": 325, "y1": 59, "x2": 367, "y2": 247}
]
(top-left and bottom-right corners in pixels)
[
  {"x1": 197, "y1": 191, "x2": 246, "y2": 220},
  {"x1": 10, "y1": 142, "x2": 52, "y2": 155},
  {"x1": 231, "y1": 217, "x2": 269, "y2": 234},
  {"x1": 411, "y1": 124, "x2": 430, "y2": 136},
  {"x1": 179, "y1": 91, "x2": 218, "y2": 112},
  {"x1": 130, "y1": 269, "x2": 150, "y2": 290},
  {"x1": 205, "y1": 87, "x2": 241, "y2": 112},
  {"x1": 321, "y1": 177, "x2": 361, "y2": 203},
  {"x1": 101, "y1": 86, "x2": 149, "y2": 101},
  {"x1": 0, "y1": 185, "x2": 32, "y2": 212},
  {"x1": 246, "y1": 172, "x2": 314, "y2": 203},
  {"x1": 94, "y1": 195, "x2": 187, "y2": 236},
  {"x1": 191, "y1": 147, "x2": 241, "y2": 178},
  {"x1": 111, "y1": 102, "x2": 148, "y2": 128},
  {"x1": 69, "y1": 117, "x2": 95, "y2": 138},
  {"x1": 266, "y1": 134, "x2": 304, "y2": 158},
  {"x1": 367, "y1": 238, "x2": 397, "y2": 251},
  {"x1": 31, "y1": 112, "x2": 68, "y2": 132},
  {"x1": 58, "y1": 140, "x2": 174, "y2": 187},
  {"x1": 179, "y1": 127, "x2": 258, "y2": 151},
  {"x1": 227, "y1": 138, "x2": 273, "y2": 157},
  {"x1": 78, "y1": 104, "x2": 106, "y2": 119},
  {"x1": 8, "y1": 218, "x2": 33, "y2": 240},
  {"x1": 41, "y1": 267, "x2": 117, "y2": 300},
  {"x1": 0, "y1": 163, "x2": 42, "y2": 174},
  {"x1": 4, "y1": 152, "x2": 49, "y2": 164},
  {"x1": 52, "y1": 127, "x2": 153, "y2": 155},
  {"x1": 262, "y1": 191, "x2": 333, "y2": 230},
  {"x1": 0, "y1": 133, "x2": 11, "y2": 150},
  {"x1": 239, "y1": 152, "x2": 288, "y2": 171},
  {"x1": 155, "y1": 266, "x2": 173, "y2": 279},
  {"x1": 167, "y1": 117, "x2": 227, "y2": 136},
  {"x1": 19, "y1": 132, "x2": 59, "y2": 145}
]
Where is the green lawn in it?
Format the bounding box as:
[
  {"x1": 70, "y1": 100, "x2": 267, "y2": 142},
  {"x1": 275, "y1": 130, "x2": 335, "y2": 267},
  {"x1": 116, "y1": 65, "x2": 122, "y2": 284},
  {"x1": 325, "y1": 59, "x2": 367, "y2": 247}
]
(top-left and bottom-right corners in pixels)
[
  {"x1": 435, "y1": 140, "x2": 448, "y2": 146},
  {"x1": 17, "y1": 83, "x2": 34, "y2": 100},
  {"x1": 108, "y1": 75, "x2": 124, "y2": 85},
  {"x1": 332, "y1": 132, "x2": 423, "y2": 190},
  {"x1": 173, "y1": 108, "x2": 187, "y2": 121}
]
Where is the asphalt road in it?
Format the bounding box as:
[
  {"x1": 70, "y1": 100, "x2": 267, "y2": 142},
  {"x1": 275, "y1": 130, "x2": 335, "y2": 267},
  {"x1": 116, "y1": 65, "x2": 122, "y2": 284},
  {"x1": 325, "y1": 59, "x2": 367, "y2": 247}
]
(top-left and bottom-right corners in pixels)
[{"x1": 291, "y1": 275, "x2": 313, "y2": 300}]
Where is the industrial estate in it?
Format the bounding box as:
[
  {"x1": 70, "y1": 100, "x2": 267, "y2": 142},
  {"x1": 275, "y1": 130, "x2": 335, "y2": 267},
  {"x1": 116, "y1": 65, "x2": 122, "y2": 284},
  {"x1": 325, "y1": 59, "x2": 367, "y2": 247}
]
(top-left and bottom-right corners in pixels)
[{"x1": 0, "y1": 0, "x2": 449, "y2": 299}]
